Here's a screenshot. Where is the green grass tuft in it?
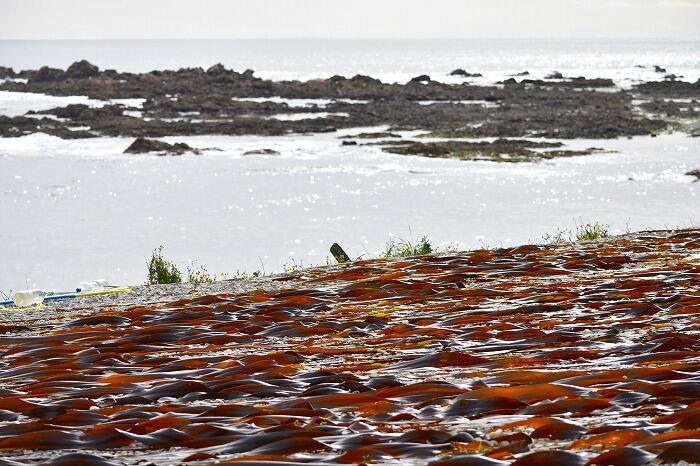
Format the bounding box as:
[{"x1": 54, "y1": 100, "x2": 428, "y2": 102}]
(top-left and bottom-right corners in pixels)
[
  {"x1": 186, "y1": 261, "x2": 216, "y2": 284},
  {"x1": 384, "y1": 236, "x2": 434, "y2": 258},
  {"x1": 543, "y1": 221, "x2": 611, "y2": 244},
  {"x1": 575, "y1": 221, "x2": 610, "y2": 241},
  {"x1": 542, "y1": 228, "x2": 572, "y2": 244},
  {"x1": 146, "y1": 246, "x2": 182, "y2": 285}
]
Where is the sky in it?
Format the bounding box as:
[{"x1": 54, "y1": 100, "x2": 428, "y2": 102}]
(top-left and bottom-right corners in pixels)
[{"x1": 1, "y1": 0, "x2": 699, "y2": 40}]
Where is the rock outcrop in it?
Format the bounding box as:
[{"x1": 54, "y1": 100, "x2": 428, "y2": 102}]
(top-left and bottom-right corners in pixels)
[
  {"x1": 408, "y1": 75, "x2": 431, "y2": 85},
  {"x1": 545, "y1": 71, "x2": 564, "y2": 80},
  {"x1": 65, "y1": 60, "x2": 100, "y2": 79},
  {"x1": 0, "y1": 67, "x2": 16, "y2": 79},
  {"x1": 243, "y1": 148, "x2": 280, "y2": 155},
  {"x1": 1, "y1": 63, "x2": 692, "y2": 141},
  {"x1": 124, "y1": 137, "x2": 199, "y2": 155},
  {"x1": 25, "y1": 66, "x2": 64, "y2": 84},
  {"x1": 449, "y1": 69, "x2": 483, "y2": 78}
]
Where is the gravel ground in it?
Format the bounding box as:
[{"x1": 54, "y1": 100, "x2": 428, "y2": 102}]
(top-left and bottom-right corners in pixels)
[
  {"x1": 0, "y1": 271, "x2": 307, "y2": 328},
  {"x1": 2, "y1": 229, "x2": 694, "y2": 329}
]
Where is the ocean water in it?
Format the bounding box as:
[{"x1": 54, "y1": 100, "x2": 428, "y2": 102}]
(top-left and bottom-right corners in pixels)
[
  {"x1": 1, "y1": 38, "x2": 699, "y2": 85},
  {"x1": 0, "y1": 39, "x2": 699, "y2": 293},
  {"x1": 1, "y1": 129, "x2": 698, "y2": 293}
]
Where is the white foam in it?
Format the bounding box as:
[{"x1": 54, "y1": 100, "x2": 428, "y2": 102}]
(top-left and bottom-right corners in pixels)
[
  {"x1": 0, "y1": 91, "x2": 146, "y2": 117},
  {"x1": 0, "y1": 91, "x2": 101, "y2": 117},
  {"x1": 417, "y1": 100, "x2": 499, "y2": 107},
  {"x1": 264, "y1": 112, "x2": 350, "y2": 121},
  {"x1": 110, "y1": 98, "x2": 146, "y2": 108}
]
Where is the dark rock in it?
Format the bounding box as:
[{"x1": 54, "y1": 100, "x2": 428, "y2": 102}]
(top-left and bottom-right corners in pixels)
[
  {"x1": 0, "y1": 63, "x2": 677, "y2": 140},
  {"x1": 380, "y1": 138, "x2": 598, "y2": 163},
  {"x1": 654, "y1": 65, "x2": 667, "y2": 73},
  {"x1": 517, "y1": 76, "x2": 615, "y2": 88},
  {"x1": 177, "y1": 66, "x2": 204, "y2": 74},
  {"x1": 0, "y1": 115, "x2": 94, "y2": 139},
  {"x1": 569, "y1": 77, "x2": 616, "y2": 87},
  {"x1": 664, "y1": 74, "x2": 681, "y2": 81},
  {"x1": 65, "y1": 60, "x2": 99, "y2": 79},
  {"x1": 26, "y1": 66, "x2": 64, "y2": 84},
  {"x1": 349, "y1": 75, "x2": 382, "y2": 85},
  {"x1": 513, "y1": 71, "x2": 530, "y2": 76},
  {"x1": 341, "y1": 141, "x2": 358, "y2": 146},
  {"x1": 686, "y1": 169, "x2": 700, "y2": 181},
  {"x1": 545, "y1": 71, "x2": 564, "y2": 80},
  {"x1": 124, "y1": 137, "x2": 198, "y2": 155},
  {"x1": 243, "y1": 148, "x2": 280, "y2": 155},
  {"x1": 409, "y1": 75, "x2": 431, "y2": 85},
  {"x1": 638, "y1": 98, "x2": 700, "y2": 119},
  {"x1": 50, "y1": 104, "x2": 90, "y2": 119},
  {"x1": 171, "y1": 142, "x2": 200, "y2": 154},
  {"x1": 0, "y1": 66, "x2": 16, "y2": 79},
  {"x1": 38, "y1": 103, "x2": 126, "y2": 120},
  {"x1": 450, "y1": 69, "x2": 483, "y2": 78},
  {"x1": 124, "y1": 137, "x2": 174, "y2": 154},
  {"x1": 206, "y1": 63, "x2": 228, "y2": 75},
  {"x1": 342, "y1": 131, "x2": 401, "y2": 139},
  {"x1": 634, "y1": 79, "x2": 700, "y2": 98}
]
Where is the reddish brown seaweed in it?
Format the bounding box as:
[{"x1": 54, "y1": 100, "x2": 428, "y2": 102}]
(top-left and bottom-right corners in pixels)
[{"x1": 0, "y1": 229, "x2": 699, "y2": 465}]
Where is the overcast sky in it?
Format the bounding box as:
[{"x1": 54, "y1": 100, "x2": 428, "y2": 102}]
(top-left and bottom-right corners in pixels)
[{"x1": 1, "y1": 0, "x2": 699, "y2": 40}]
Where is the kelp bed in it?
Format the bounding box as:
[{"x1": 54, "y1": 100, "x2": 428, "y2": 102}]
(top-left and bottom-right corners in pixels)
[{"x1": 1, "y1": 230, "x2": 699, "y2": 466}]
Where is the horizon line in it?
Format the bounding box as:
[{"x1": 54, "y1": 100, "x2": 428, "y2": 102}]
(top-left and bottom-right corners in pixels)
[{"x1": 1, "y1": 36, "x2": 700, "y2": 42}]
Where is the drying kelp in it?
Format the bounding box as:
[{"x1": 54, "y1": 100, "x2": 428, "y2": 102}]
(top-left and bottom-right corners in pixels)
[{"x1": 0, "y1": 229, "x2": 699, "y2": 465}]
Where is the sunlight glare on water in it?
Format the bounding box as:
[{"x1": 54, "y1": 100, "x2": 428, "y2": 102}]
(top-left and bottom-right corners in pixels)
[{"x1": 0, "y1": 130, "x2": 698, "y2": 292}]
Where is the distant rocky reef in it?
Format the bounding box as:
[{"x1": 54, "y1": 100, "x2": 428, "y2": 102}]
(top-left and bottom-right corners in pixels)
[{"x1": 1, "y1": 60, "x2": 698, "y2": 162}]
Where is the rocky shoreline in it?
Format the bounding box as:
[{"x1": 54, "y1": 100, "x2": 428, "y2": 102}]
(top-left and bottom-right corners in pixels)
[{"x1": 1, "y1": 61, "x2": 699, "y2": 162}]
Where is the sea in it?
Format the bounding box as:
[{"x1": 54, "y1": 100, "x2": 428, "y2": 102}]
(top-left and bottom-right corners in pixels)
[
  {"x1": 0, "y1": 39, "x2": 699, "y2": 293},
  {"x1": 2, "y1": 38, "x2": 700, "y2": 85}
]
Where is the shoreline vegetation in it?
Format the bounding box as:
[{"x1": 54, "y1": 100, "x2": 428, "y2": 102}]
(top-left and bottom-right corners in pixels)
[
  {"x1": 0, "y1": 222, "x2": 618, "y2": 300},
  {"x1": 1, "y1": 60, "x2": 699, "y2": 163},
  {"x1": 1, "y1": 222, "x2": 689, "y2": 303},
  {"x1": 0, "y1": 227, "x2": 698, "y2": 465},
  {"x1": 146, "y1": 221, "x2": 613, "y2": 286}
]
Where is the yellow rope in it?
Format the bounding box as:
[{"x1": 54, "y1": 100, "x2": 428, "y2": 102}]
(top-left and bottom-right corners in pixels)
[
  {"x1": 76, "y1": 286, "x2": 132, "y2": 298},
  {"x1": 0, "y1": 303, "x2": 46, "y2": 312}
]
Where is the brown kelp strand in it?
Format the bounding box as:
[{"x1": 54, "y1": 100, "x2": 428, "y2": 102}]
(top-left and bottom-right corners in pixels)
[{"x1": 0, "y1": 230, "x2": 699, "y2": 465}]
